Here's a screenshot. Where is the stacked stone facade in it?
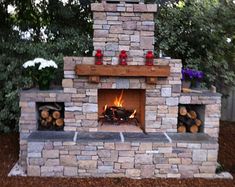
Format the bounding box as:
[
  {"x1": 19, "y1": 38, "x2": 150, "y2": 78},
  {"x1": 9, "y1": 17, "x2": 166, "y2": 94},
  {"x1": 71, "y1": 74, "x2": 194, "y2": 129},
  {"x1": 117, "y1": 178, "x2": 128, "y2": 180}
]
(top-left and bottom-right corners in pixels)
[
  {"x1": 92, "y1": 2, "x2": 157, "y2": 64},
  {"x1": 26, "y1": 132, "x2": 218, "y2": 178},
  {"x1": 18, "y1": 0, "x2": 223, "y2": 179},
  {"x1": 62, "y1": 57, "x2": 182, "y2": 133}
]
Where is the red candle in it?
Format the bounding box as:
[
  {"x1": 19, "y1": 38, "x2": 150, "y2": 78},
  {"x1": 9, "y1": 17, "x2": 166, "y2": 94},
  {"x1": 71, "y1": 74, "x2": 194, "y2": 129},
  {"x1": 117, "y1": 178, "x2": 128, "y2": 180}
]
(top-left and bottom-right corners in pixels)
[
  {"x1": 145, "y1": 51, "x2": 154, "y2": 66},
  {"x1": 95, "y1": 49, "x2": 103, "y2": 65},
  {"x1": 119, "y1": 50, "x2": 127, "y2": 66}
]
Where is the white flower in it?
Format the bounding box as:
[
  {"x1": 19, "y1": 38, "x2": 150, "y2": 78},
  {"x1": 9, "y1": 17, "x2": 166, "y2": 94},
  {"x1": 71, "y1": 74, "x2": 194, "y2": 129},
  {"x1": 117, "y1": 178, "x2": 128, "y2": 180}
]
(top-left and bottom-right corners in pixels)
[
  {"x1": 34, "y1": 58, "x2": 48, "y2": 64},
  {"x1": 22, "y1": 60, "x2": 35, "y2": 68},
  {"x1": 23, "y1": 58, "x2": 58, "y2": 70},
  {"x1": 38, "y1": 60, "x2": 58, "y2": 70},
  {"x1": 48, "y1": 60, "x2": 58, "y2": 68},
  {"x1": 227, "y1": 38, "x2": 232, "y2": 43}
]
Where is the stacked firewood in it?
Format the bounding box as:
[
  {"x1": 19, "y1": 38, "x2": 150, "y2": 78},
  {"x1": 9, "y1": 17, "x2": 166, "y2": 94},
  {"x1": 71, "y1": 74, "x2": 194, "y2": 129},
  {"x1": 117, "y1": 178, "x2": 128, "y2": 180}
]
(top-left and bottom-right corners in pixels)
[
  {"x1": 99, "y1": 106, "x2": 138, "y2": 126},
  {"x1": 177, "y1": 106, "x2": 202, "y2": 133},
  {"x1": 39, "y1": 103, "x2": 64, "y2": 130}
]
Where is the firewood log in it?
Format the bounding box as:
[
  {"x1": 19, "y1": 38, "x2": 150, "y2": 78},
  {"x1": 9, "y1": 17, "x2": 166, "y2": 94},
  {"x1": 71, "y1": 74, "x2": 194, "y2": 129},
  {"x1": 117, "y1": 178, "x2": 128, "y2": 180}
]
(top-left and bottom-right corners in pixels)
[
  {"x1": 46, "y1": 116, "x2": 53, "y2": 124},
  {"x1": 40, "y1": 119, "x2": 51, "y2": 127},
  {"x1": 55, "y1": 118, "x2": 64, "y2": 127},
  {"x1": 41, "y1": 110, "x2": 49, "y2": 119},
  {"x1": 41, "y1": 119, "x2": 47, "y2": 126},
  {"x1": 177, "y1": 125, "x2": 186, "y2": 133},
  {"x1": 188, "y1": 110, "x2": 197, "y2": 120},
  {"x1": 179, "y1": 106, "x2": 187, "y2": 116},
  {"x1": 52, "y1": 111, "x2": 61, "y2": 119},
  {"x1": 195, "y1": 119, "x2": 202, "y2": 127},
  {"x1": 190, "y1": 125, "x2": 198, "y2": 133},
  {"x1": 178, "y1": 116, "x2": 195, "y2": 126}
]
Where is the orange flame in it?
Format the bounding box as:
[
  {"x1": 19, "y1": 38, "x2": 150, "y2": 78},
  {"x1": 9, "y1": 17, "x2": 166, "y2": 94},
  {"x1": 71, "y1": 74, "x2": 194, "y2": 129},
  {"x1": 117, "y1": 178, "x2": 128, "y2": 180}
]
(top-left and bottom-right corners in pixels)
[
  {"x1": 129, "y1": 110, "x2": 136, "y2": 119},
  {"x1": 113, "y1": 90, "x2": 124, "y2": 107},
  {"x1": 104, "y1": 104, "x2": 108, "y2": 112}
]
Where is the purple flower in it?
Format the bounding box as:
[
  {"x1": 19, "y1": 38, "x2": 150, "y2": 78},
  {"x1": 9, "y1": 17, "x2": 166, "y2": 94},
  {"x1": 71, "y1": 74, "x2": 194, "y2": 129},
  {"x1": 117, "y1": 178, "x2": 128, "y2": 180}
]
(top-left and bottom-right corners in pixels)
[{"x1": 182, "y1": 68, "x2": 204, "y2": 81}]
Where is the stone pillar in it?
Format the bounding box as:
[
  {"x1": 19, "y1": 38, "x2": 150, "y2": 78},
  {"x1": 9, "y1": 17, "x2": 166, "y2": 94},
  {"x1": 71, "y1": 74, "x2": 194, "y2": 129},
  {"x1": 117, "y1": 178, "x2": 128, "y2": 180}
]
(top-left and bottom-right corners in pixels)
[{"x1": 91, "y1": 1, "x2": 157, "y2": 64}]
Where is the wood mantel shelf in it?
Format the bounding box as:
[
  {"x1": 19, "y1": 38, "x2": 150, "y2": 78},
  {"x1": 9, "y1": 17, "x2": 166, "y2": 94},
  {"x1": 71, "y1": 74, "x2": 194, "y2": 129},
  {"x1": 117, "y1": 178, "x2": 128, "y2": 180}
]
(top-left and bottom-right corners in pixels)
[{"x1": 75, "y1": 64, "x2": 170, "y2": 84}]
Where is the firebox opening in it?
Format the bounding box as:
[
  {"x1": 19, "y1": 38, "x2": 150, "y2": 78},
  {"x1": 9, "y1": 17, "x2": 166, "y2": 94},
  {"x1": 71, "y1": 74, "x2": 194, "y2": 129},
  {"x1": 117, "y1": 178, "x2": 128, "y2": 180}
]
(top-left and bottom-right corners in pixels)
[
  {"x1": 36, "y1": 102, "x2": 65, "y2": 131},
  {"x1": 98, "y1": 89, "x2": 145, "y2": 132}
]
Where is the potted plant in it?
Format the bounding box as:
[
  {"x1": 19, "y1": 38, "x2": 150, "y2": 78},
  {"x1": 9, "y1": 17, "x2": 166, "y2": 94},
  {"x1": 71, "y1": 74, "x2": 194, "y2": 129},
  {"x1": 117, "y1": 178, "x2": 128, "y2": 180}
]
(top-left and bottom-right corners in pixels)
[
  {"x1": 182, "y1": 68, "x2": 204, "y2": 89},
  {"x1": 23, "y1": 58, "x2": 58, "y2": 90}
]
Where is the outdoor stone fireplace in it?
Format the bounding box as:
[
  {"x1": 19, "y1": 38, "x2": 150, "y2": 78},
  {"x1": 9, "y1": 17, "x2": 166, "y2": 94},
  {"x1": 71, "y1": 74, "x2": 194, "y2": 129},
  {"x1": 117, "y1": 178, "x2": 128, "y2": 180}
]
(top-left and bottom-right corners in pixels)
[{"x1": 18, "y1": 0, "x2": 223, "y2": 179}]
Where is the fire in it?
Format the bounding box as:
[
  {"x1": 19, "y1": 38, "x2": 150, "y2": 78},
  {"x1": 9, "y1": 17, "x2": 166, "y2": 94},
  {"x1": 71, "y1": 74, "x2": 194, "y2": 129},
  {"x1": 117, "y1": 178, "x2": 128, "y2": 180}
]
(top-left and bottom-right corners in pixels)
[
  {"x1": 104, "y1": 104, "x2": 108, "y2": 112},
  {"x1": 113, "y1": 90, "x2": 124, "y2": 107},
  {"x1": 103, "y1": 90, "x2": 137, "y2": 121},
  {"x1": 129, "y1": 110, "x2": 136, "y2": 119}
]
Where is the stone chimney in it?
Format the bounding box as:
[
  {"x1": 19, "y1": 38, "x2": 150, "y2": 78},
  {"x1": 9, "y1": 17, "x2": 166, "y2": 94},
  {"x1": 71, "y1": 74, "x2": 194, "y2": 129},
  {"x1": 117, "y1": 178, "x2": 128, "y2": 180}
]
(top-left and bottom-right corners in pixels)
[{"x1": 91, "y1": 0, "x2": 157, "y2": 64}]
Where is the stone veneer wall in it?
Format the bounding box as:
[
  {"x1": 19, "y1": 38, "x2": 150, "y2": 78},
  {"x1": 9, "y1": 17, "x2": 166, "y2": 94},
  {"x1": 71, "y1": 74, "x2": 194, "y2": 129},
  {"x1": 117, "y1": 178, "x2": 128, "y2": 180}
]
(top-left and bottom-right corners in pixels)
[
  {"x1": 179, "y1": 93, "x2": 221, "y2": 139},
  {"x1": 19, "y1": 57, "x2": 222, "y2": 173},
  {"x1": 27, "y1": 133, "x2": 218, "y2": 178},
  {"x1": 62, "y1": 57, "x2": 182, "y2": 133},
  {"x1": 91, "y1": 2, "x2": 157, "y2": 63}
]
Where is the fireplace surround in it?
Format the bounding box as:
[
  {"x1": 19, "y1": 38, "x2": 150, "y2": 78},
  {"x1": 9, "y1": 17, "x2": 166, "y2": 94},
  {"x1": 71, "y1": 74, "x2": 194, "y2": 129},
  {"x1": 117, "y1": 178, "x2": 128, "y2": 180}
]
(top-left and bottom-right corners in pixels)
[{"x1": 17, "y1": 0, "x2": 225, "y2": 179}]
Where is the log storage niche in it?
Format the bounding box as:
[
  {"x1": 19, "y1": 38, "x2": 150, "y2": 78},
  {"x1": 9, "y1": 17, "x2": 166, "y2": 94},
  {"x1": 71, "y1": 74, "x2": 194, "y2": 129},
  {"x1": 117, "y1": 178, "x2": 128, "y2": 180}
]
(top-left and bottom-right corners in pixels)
[
  {"x1": 177, "y1": 104, "x2": 205, "y2": 133},
  {"x1": 36, "y1": 102, "x2": 65, "y2": 131}
]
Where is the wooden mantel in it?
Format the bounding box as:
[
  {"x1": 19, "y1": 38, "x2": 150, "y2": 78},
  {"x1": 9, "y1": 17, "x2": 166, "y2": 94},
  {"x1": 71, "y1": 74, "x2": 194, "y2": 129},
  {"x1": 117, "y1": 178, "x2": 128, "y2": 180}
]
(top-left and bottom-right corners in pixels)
[{"x1": 75, "y1": 64, "x2": 170, "y2": 84}]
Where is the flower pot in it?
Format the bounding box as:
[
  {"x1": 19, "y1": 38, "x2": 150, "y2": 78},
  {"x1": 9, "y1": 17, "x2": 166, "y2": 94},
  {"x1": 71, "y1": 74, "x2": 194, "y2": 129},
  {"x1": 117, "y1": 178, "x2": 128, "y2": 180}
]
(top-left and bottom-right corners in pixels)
[
  {"x1": 38, "y1": 79, "x2": 51, "y2": 90},
  {"x1": 191, "y1": 80, "x2": 201, "y2": 89},
  {"x1": 182, "y1": 80, "x2": 191, "y2": 89}
]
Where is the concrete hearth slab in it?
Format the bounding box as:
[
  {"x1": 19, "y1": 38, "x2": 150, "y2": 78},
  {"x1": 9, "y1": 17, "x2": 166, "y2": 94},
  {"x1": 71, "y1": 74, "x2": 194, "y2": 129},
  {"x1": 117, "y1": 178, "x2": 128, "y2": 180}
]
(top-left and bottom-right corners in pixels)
[
  {"x1": 28, "y1": 131, "x2": 75, "y2": 142},
  {"x1": 76, "y1": 132, "x2": 121, "y2": 142},
  {"x1": 123, "y1": 132, "x2": 169, "y2": 142},
  {"x1": 167, "y1": 133, "x2": 216, "y2": 143}
]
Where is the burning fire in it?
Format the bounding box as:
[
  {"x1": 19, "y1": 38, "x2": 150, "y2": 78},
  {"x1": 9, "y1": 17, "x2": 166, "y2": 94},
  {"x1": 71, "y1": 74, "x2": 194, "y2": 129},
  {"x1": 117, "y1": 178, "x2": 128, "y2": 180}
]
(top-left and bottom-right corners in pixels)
[
  {"x1": 129, "y1": 110, "x2": 136, "y2": 119},
  {"x1": 103, "y1": 90, "x2": 137, "y2": 119},
  {"x1": 114, "y1": 90, "x2": 124, "y2": 107}
]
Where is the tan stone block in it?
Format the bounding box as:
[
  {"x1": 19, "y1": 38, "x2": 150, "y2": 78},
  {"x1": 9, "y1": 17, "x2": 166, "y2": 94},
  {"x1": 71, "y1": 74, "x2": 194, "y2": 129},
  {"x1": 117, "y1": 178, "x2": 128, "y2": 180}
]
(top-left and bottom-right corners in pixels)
[
  {"x1": 62, "y1": 79, "x2": 73, "y2": 88},
  {"x1": 147, "y1": 4, "x2": 157, "y2": 12},
  {"x1": 126, "y1": 169, "x2": 141, "y2": 177},
  {"x1": 93, "y1": 12, "x2": 106, "y2": 20},
  {"x1": 27, "y1": 165, "x2": 40, "y2": 176},
  {"x1": 207, "y1": 150, "x2": 218, "y2": 161},
  {"x1": 141, "y1": 13, "x2": 154, "y2": 21},
  {"x1": 140, "y1": 37, "x2": 154, "y2": 49},
  {"x1": 45, "y1": 159, "x2": 59, "y2": 166},
  {"x1": 135, "y1": 154, "x2": 152, "y2": 164},
  {"x1": 140, "y1": 165, "x2": 154, "y2": 178},
  {"x1": 199, "y1": 165, "x2": 216, "y2": 173},
  {"x1": 43, "y1": 150, "x2": 59, "y2": 159},
  {"x1": 119, "y1": 151, "x2": 135, "y2": 157},
  {"x1": 104, "y1": 143, "x2": 115, "y2": 150},
  {"x1": 118, "y1": 157, "x2": 134, "y2": 163},
  {"x1": 91, "y1": 3, "x2": 104, "y2": 11},
  {"x1": 64, "y1": 167, "x2": 78, "y2": 176},
  {"x1": 169, "y1": 158, "x2": 181, "y2": 164},
  {"x1": 115, "y1": 142, "x2": 131, "y2": 150},
  {"x1": 139, "y1": 143, "x2": 152, "y2": 151},
  {"x1": 167, "y1": 173, "x2": 181, "y2": 178},
  {"x1": 121, "y1": 162, "x2": 134, "y2": 169},
  {"x1": 60, "y1": 155, "x2": 77, "y2": 166},
  {"x1": 78, "y1": 160, "x2": 97, "y2": 169}
]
